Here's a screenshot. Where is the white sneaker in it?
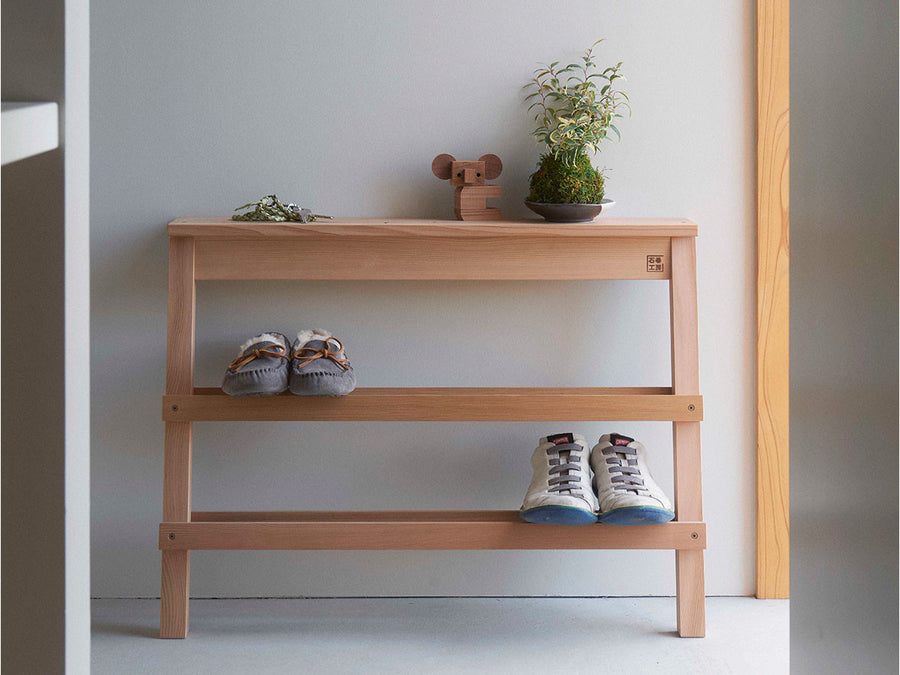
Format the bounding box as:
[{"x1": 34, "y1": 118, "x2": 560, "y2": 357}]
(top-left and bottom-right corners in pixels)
[
  {"x1": 590, "y1": 433, "x2": 675, "y2": 526},
  {"x1": 520, "y1": 433, "x2": 599, "y2": 525}
]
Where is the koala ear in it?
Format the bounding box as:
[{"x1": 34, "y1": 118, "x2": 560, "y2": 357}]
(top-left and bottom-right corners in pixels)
[
  {"x1": 479, "y1": 154, "x2": 503, "y2": 180},
  {"x1": 431, "y1": 153, "x2": 456, "y2": 180}
]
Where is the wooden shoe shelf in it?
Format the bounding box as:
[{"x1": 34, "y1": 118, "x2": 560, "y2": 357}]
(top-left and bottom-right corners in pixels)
[{"x1": 160, "y1": 217, "x2": 706, "y2": 638}]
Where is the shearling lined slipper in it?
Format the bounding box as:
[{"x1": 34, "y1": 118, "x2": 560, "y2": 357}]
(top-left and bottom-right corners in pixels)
[
  {"x1": 289, "y1": 329, "x2": 357, "y2": 397},
  {"x1": 222, "y1": 332, "x2": 291, "y2": 397}
]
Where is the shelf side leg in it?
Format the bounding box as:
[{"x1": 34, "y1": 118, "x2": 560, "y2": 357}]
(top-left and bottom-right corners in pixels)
[
  {"x1": 161, "y1": 237, "x2": 195, "y2": 639},
  {"x1": 670, "y1": 236, "x2": 705, "y2": 637}
]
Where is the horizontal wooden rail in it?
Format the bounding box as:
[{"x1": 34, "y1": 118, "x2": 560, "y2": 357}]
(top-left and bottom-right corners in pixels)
[
  {"x1": 160, "y1": 511, "x2": 706, "y2": 550},
  {"x1": 193, "y1": 236, "x2": 674, "y2": 281},
  {"x1": 169, "y1": 217, "x2": 699, "y2": 239},
  {"x1": 162, "y1": 387, "x2": 703, "y2": 422}
]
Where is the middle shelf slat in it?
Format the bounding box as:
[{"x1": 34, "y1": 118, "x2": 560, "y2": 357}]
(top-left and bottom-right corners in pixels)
[{"x1": 163, "y1": 387, "x2": 703, "y2": 422}]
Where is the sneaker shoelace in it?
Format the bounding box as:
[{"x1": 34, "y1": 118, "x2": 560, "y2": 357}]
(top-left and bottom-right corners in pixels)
[
  {"x1": 546, "y1": 442, "x2": 587, "y2": 497},
  {"x1": 602, "y1": 445, "x2": 648, "y2": 496}
]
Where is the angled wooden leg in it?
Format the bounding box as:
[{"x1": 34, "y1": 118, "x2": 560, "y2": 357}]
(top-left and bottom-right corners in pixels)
[
  {"x1": 676, "y1": 549, "x2": 705, "y2": 636},
  {"x1": 161, "y1": 237, "x2": 196, "y2": 638},
  {"x1": 670, "y1": 236, "x2": 705, "y2": 637},
  {"x1": 674, "y1": 422, "x2": 705, "y2": 637},
  {"x1": 161, "y1": 422, "x2": 193, "y2": 638},
  {"x1": 161, "y1": 550, "x2": 190, "y2": 638}
]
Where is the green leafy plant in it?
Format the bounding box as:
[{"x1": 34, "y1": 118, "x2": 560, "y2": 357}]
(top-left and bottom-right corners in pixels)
[
  {"x1": 524, "y1": 39, "x2": 629, "y2": 165},
  {"x1": 524, "y1": 40, "x2": 628, "y2": 204}
]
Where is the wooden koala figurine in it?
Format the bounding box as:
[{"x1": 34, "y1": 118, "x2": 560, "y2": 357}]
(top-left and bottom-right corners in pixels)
[{"x1": 431, "y1": 153, "x2": 503, "y2": 221}]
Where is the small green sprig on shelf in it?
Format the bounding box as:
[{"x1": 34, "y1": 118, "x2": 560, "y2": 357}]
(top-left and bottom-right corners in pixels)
[
  {"x1": 232, "y1": 194, "x2": 332, "y2": 223},
  {"x1": 524, "y1": 39, "x2": 630, "y2": 166}
]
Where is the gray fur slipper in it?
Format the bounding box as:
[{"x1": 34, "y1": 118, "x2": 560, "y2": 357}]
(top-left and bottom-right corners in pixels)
[
  {"x1": 222, "y1": 332, "x2": 291, "y2": 397},
  {"x1": 289, "y1": 330, "x2": 357, "y2": 397}
]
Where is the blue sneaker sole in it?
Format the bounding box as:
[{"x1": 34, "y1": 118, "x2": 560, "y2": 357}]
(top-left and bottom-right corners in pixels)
[
  {"x1": 597, "y1": 506, "x2": 676, "y2": 526},
  {"x1": 519, "y1": 505, "x2": 598, "y2": 525}
]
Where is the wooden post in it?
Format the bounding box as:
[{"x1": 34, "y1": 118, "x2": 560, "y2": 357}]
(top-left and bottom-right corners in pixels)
[
  {"x1": 669, "y1": 236, "x2": 705, "y2": 637},
  {"x1": 160, "y1": 237, "x2": 195, "y2": 638},
  {"x1": 757, "y1": 0, "x2": 790, "y2": 600}
]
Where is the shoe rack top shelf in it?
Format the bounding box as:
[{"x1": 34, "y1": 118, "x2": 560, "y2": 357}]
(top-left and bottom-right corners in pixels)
[
  {"x1": 168, "y1": 218, "x2": 697, "y2": 281},
  {"x1": 168, "y1": 217, "x2": 698, "y2": 239}
]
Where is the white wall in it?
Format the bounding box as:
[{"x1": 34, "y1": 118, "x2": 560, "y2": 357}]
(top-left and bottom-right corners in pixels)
[{"x1": 91, "y1": 1, "x2": 755, "y2": 597}]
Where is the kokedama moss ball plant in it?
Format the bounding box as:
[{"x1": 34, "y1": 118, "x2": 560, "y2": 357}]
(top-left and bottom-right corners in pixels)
[
  {"x1": 527, "y1": 153, "x2": 606, "y2": 204},
  {"x1": 524, "y1": 39, "x2": 629, "y2": 204}
]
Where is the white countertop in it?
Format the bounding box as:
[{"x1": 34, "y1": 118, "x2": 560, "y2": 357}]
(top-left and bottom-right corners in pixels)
[{"x1": 2, "y1": 101, "x2": 59, "y2": 165}]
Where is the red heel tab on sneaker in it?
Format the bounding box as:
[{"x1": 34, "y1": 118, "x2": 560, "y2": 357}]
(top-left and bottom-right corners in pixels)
[{"x1": 609, "y1": 433, "x2": 635, "y2": 447}]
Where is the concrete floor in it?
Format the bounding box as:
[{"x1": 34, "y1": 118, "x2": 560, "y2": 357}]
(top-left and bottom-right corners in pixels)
[{"x1": 92, "y1": 597, "x2": 788, "y2": 674}]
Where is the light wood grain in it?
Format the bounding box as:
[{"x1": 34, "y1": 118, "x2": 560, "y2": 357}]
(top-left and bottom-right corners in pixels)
[
  {"x1": 162, "y1": 422, "x2": 192, "y2": 520},
  {"x1": 675, "y1": 549, "x2": 705, "y2": 638},
  {"x1": 194, "y1": 236, "x2": 673, "y2": 280},
  {"x1": 431, "y1": 153, "x2": 456, "y2": 179},
  {"x1": 160, "y1": 551, "x2": 189, "y2": 638},
  {"x1": 446, "y1": 160, "x2": 491, "y2": 186},
  {"x1": 669, "y1": 236, "x2": 705, "y2": 637},
  {"x1": 159, "y1": 220, "x2": 708, "y2": 637},
  {"x1": 669, "y1": 239, "x2": 703, "y2": 521},
  {"x1": 454, "y1": 185, "x2": 502, "y2": 221},
  {"x1": 479, "y1": 153, "x2": 503, "y2": 180},
  {"x1": 159, "y1": 513, "x2": 706, "y2": 551},
  {"x1": 165, "y1": 237, "x2": 195, "y2": 394},
  {"x1": 161, "y1": 236, "x2": 196, "y2": 638},
  {"x1": 168, "y1": 217, "x2": 698, "y2": 239},
  {"x1": 201, "y1": 386, "x2": 673, "y2": 396},
  {"x1": 162, "y1": 388, "x2": 703, "y2": 422},
  {"x1": 160, "y1": 422, "x2": 192, "y2": 638},
  {"x1": 192, "y1": 510, "x2": 539, "y2": 522},
  {"x1": 757, "y1": 0, "x2": 790, "y2": 601}
]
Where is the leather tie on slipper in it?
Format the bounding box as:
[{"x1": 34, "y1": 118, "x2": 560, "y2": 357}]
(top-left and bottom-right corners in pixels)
[
  {"x1": 228, "y1": 344, "x2": 289, "y2": 372},
  {"x1": 289, "y1": 330, "x2": 357, "y2": 397},
  {"x1": 292, "y1": 337, "x2": 350, "y2": 371}
]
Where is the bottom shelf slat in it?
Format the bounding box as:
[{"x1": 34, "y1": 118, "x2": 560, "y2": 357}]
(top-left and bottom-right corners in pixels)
[{"x1": 160, "y1": 511, "x2": 706, "y2": 551}]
